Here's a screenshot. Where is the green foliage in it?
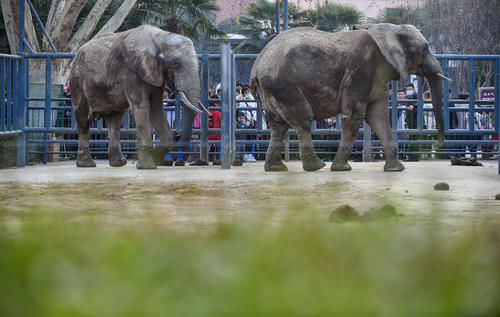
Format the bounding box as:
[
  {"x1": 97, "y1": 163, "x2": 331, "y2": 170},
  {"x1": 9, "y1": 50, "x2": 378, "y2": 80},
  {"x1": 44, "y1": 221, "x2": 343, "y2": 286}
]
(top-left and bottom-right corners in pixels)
[
  {"x1": 138, "y1": 0, "x2": 226, "y2": 42},
  {"x1": 307, "y1": 3, "x2": 361, "y2": 32},
  {"x1": 1, "y1": 210, "x2": 500, "y2": 316},
  {"x1": 233, "y1": 0, "x2": 278, "y2": 53}
]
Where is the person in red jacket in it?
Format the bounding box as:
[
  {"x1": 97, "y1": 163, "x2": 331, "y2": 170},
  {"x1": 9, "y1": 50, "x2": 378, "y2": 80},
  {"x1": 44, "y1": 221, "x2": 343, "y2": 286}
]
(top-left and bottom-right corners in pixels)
[{"x1": 208, "y1": 90, "x2": 222, "y2": 161}]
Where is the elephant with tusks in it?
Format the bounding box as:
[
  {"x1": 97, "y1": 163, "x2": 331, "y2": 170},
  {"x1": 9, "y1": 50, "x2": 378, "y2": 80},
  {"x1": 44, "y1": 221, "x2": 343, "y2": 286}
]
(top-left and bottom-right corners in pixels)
[
  {"x1": 70, "y1": 25, "x2": 209, "y2": 169},
  {"x1": 250, "y1": 24, "x2": 451, "y2": 172}
]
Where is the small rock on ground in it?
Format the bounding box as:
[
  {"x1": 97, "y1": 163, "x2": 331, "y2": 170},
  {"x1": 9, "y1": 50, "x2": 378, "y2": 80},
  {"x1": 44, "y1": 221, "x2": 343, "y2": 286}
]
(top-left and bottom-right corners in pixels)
[
  {"x1": 434, "y1": 182, "x2": 450, "y2": 191},
  {"x1": 362, "y1": 204, "x2": 401, "y2": 220},
  {"x1": 329, "y1": 204, "x2": 360, "y2": 223},
  {"x1": 495, "y1": 193, "x2": 500, "y2": 200}
]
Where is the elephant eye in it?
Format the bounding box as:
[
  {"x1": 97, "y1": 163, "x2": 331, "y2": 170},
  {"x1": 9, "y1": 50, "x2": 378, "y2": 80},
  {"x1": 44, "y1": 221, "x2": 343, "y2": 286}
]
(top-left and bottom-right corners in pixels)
[{"x1": 167, "y1": 61, "x2": 180, "y2": 69}]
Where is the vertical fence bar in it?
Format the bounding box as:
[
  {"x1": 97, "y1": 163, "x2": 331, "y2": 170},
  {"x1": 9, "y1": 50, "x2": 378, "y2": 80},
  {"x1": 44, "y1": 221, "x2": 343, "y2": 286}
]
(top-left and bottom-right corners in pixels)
[
  {"x1": 495, "y1": 54, "x2": 500, "y2": 175},
  {"x1": 13, "y1": 60, "x2": 18, "y2": 131},
  {"x1": 220, "y1": 42, "x2": 232, "y2": 169},
  {"x1": 362, "y1": 121, "x2": 372, "y2": 162},
  {"x1": 175, "y1": 93, "x2": 181, "y2": 133},
  {"x1": 6, "y1": 60, "x2": 12, "y2": 131},
  {"x1": 275, "y1": 1, "x2": 280, "y2": 35},
  {"x1": 417, "y1": 76, "x2": 423, "y2": 130},
  {"x1": 283, "y1": 0, "x2": 288, "y2": 30},
  {"x1": 16, "y1": 58, "x2": 27, "y2": 167},
  {"x1": 16, "y1": 0, "x2": 27, "y2": 167},
  {"x1": 443, "y1": 58, "x2": 450, "y2": 132},
  {"x1": 468, "y1": 58, "x2": 475, "y2": 132},
  {"x1": 231, "y1": 52, "x2": 237, "y2": 162},
  {"x1": 391, "y1": 81, "x2": 398, "y2": 132},
  {"x1": 43, "y1": 56, "x2": 52, "y2": 164},
  {"x1": 1, "y1": 59, "x2": 5, "y2": 132},
  {"x1": 200, "y1": 55, "x2": 209, "y2": 162},
  {"x1": 391, "y1": 81, "x2": 399, "y2": 154}
]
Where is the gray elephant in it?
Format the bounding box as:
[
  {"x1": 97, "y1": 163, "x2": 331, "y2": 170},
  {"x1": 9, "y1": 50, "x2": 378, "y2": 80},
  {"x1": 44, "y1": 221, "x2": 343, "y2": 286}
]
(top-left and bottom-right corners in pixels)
[
  {"x1": 250, "y1": 23, "x2": 451, "y2": 172},
  {"x1": 70, "y1": 25, "x2": 208, "y2": 169}
]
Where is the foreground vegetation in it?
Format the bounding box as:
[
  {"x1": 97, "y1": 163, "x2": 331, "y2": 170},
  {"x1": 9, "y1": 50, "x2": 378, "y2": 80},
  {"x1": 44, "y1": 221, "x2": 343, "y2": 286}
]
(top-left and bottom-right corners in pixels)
[{"x1": 1, "y1": 180, "x2": 499, "y2": 316}]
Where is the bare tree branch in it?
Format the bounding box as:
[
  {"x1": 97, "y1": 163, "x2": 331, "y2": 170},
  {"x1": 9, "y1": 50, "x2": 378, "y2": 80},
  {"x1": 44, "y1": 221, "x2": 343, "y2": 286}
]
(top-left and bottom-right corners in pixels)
[
  {"x1": 66, "y1": 0, "x2": 114, "y2": 52},
  {"x1": 94, "y1": 0, "x2": 138, "y2": 38},
  {"x1": 1, "y1": 0, "x2": 40, "y2": 54}
]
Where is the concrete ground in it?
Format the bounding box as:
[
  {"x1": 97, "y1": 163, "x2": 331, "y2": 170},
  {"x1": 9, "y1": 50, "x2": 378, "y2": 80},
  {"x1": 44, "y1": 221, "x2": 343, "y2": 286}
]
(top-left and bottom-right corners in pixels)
[{"x1": 1, "y1": 159, "x2": 499, "y2": 216}]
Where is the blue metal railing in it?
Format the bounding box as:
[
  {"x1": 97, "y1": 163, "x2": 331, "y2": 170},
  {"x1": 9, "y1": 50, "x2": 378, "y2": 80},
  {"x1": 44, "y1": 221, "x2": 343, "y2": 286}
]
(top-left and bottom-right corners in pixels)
[
  {"x1": 9, "y1": 45, "x2": 500, "y2": 169},
  {"x1": 7, "y1": 0, "x2": 499, "y2": 172},
  {"x1": 0, "y1": 54, "x2": 22, "y2": 136}
]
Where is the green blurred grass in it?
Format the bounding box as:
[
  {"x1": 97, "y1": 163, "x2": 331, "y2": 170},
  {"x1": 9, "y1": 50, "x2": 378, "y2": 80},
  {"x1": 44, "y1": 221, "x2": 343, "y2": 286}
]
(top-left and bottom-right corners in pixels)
[
  {"x1": 1, "y1": 180, "x2": 500, "y2": 316},
  {"x1": 1, "y1": 212, "x2": 500, "y2": 317}
]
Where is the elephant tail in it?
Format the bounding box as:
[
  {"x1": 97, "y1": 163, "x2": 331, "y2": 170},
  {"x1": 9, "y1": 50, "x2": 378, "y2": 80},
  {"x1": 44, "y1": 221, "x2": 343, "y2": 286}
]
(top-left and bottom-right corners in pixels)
[{"x1": 250, "y1": 76, "x2": 264, "y2": 115}]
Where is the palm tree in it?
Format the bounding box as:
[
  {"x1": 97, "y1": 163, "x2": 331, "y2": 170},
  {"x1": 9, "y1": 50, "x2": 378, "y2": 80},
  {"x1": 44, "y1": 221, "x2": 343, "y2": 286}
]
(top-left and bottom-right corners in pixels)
[
  {"x1": 236, "y1": 0, "x2": 302, "y2": 53},
  {"x1": 139, "y1": 0, "x2": 225, "y2": 42},
  {"x1": 308, "y1": 3, "x2": 361, "y2": 32},
  {"x1": 236, "y1": 1, "x2": 361, "y2": 53}
]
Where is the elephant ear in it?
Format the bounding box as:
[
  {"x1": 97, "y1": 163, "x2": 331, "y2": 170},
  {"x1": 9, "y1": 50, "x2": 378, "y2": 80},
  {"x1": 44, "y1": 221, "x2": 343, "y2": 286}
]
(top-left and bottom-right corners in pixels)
[
  {"x1": 362, "y1": 23, "x2": 410, "y2": 81},
  {"x1": 120, "y1": 25, "x2": 163, "y2": 87}
]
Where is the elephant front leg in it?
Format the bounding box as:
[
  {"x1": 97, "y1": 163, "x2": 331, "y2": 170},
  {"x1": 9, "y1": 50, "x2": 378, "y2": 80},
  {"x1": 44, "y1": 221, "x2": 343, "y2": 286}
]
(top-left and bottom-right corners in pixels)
[
  {"x1": 331, "y1": 116, "x2": 364, "y2": 171},
  {"x1": 296, "y1": 125, "x2": 326, "y2": 172},
  {"x1": 149, "y1": 93, "x2": 173, "y2": 165},
  {"x1": 365, "y1": 100, "x2": 404, "y2": 172},
  {"x1": 106, "y1": 114, "x2": 127, "y2": 167},
  {"x1": 134, "y1": 107, "x2": 156, "y2": 169}
]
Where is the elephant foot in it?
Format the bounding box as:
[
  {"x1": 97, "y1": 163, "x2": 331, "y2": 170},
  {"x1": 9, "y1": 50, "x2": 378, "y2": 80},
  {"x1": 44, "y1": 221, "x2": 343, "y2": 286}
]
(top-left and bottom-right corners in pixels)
[
  {"x1": 384, "y1": 161, "x2": 405, "y2": 172},
  {"x1": 161, "y1": 159, "x2": 174, "y2": 166},
  {"x1": 175, "y1": 160, "x2": 185, "y2": 166},
  {"x1": 137, "y1": 146, "x2": 157, "y2": 169},
  {"x1": 302, "y1": 157, "x2": 326, "y2": 172},
  {"x1": 109, "y1": 158, "x2": 127, "y2": 167},
  {"x1": 264, "y1": 161, "x2": 288, "y2": 172},
  {"x1": 330, "y1": 161, "x2": 352, "y2": 172},
  {"x1": 76, "y1": 151, "x2": 96, "y2": 168},
  {"x1": 152, "y1": 147, "x2": 171, "y2": 166}
]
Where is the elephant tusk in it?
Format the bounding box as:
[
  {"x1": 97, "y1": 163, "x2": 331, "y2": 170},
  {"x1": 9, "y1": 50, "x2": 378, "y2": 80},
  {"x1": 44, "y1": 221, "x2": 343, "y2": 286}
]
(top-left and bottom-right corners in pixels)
[
  {"x1": 198, "y1": 102, "x2": 210, "y2": 114},
  {"x1": 179, "y1": 91, "x2": 204, "y2": 114},
  {"x1": 436, "y1": 73, "x2": 453, "y2": 82}
]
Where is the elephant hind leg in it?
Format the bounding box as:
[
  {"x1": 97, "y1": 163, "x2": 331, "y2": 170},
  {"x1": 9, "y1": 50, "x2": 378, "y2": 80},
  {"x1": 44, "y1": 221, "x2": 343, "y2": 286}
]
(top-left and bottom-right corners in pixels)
[
  {"x1": 330, "y1": 106, "x2": 365, "y2": 172},
  {"x1": 74, "y1": 102, "x2": 96, "y2": 168},
  {"x1": 105, "y1": 113, "x2": 127, "y2": 167},
  {"x1": 294, "y1": 123, "x2": 326, "y2": 172},
  {"x1": 264, "y1": 112, "x2": 289, "y2": 172}
]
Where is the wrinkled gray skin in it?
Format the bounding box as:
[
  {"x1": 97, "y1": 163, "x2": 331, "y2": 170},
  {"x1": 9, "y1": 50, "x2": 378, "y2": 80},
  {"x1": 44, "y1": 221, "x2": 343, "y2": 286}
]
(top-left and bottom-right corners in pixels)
[
  {"x1": 251, "y1": 23, "x2": 447, "y2": 172},
  {"x1": 70, "y1": 25, "x2": 204, "y2": 169}
]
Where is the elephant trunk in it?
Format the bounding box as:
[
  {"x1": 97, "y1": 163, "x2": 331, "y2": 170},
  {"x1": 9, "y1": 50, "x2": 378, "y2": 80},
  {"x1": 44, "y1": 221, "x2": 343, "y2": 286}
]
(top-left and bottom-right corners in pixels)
[
  {"x1": 175, "y1": 65, "x2": 203, "y2": 152},
  {"x1": 426, "y1": 74, "x2": 445, "y2": 147},
  {"x1": 421, "y1": 54, "x2": 446, "y2": 147}
]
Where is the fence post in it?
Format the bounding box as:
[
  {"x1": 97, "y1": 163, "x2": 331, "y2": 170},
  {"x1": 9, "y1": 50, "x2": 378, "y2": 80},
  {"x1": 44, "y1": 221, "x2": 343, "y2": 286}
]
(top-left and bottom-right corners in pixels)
[
  {"x1": 495, "y1": 52, "x2": 500, "y2": 175},
  {"x1": 285, "y1": 133, "x2": 290, "y2": 161},
  {"x1": 275, "y1": 1, "x2": 280, "y2": 35},
  {"x1": 200, "y1": 55, "x2": 209, "y2": 162},
  {"x1": 362, "y1": 121, "x2": 372, "y2": 162},
  {"x1": 16, "y1": 0, "x2": 27, "y2": 167},
  {"x1": 220, "y1": 41, "x2": 233, "y2": 169}
]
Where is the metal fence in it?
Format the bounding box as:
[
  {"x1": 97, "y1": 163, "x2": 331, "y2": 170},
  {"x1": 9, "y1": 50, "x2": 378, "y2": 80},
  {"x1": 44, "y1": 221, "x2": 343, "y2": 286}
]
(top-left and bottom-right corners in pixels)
[
  {"x1": 3, "y1": 0, "x2": 499, "y2": 173},
  {"x1": 0, "y1": 54, "x2": 22, "y2": 137}
]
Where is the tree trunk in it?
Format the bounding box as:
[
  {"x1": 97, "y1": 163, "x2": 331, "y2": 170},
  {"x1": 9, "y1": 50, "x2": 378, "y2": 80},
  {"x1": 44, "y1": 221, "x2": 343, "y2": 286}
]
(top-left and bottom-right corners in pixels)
[
  {"x1": 66, "y1": 0, "x2": 114, "y2": 52},
  {"x1": 94, "y1": 0, "x2": 138, "y2": 38},
  {"x1": 1, "y1": 0, "x2": 40, "y2": 54},
  {"x1": 42, "y1": 0, "x2": 88, "y2": 51}
]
